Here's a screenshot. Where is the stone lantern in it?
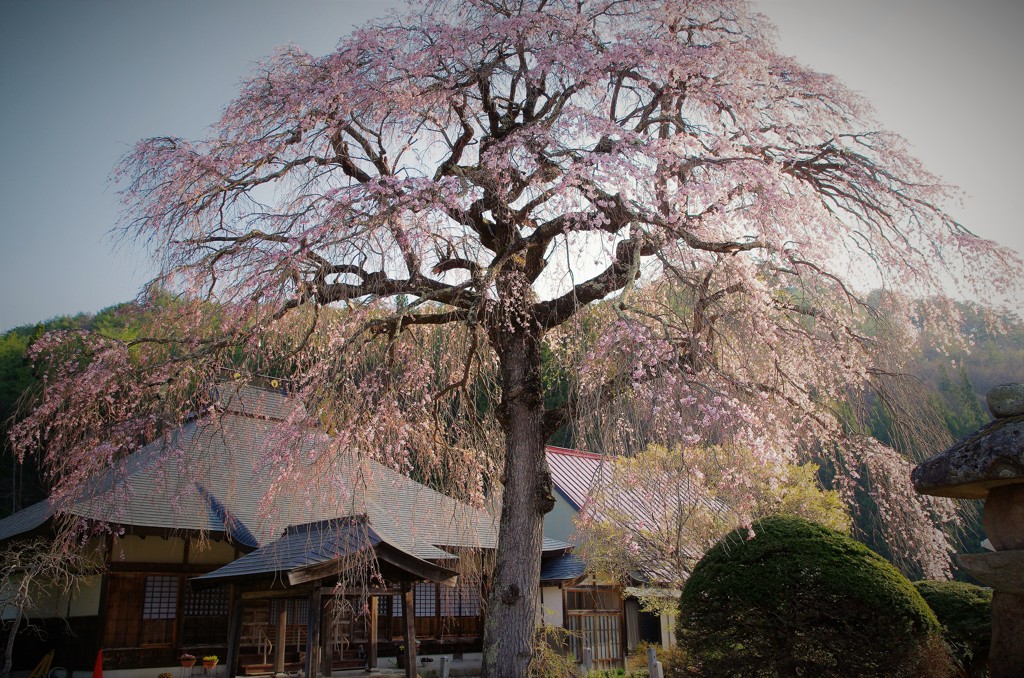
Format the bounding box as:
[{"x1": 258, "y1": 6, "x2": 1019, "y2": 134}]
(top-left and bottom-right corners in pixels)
[{"x1": 912, "y1": 383, "x2": 1024, "y2": 678}]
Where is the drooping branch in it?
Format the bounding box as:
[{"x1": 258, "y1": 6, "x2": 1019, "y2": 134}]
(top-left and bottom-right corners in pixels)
[{"x1": 67, "y1": 7, "x2": 1021, "y2": 675}]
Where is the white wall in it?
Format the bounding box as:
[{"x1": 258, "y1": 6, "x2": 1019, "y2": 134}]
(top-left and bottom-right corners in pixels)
[
  {"x1": 189, "y1": 538, "x2": 236, "y2": 565},
  {"x1": 538, "y1": 585, "x2": 563, "y2": 628},
  {"x1": 108, "y1": 534, "x2": 235, "y2": 565},
  {"x1": 3, "y1": 534, "x2": 235, "y2": 623},
  {"x1": 1, "y1": 573, "x2": 102, "y2": 621},
  {"x1": 110, "y1": 535, "x2": 186, "y2": 563},
  {"x1": 66, "y1": 574, "x2": 102, "y2": 617}
]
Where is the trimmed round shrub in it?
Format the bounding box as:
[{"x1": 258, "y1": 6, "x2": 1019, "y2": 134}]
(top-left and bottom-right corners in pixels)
[
  {"x1": 914, "y1": 580, "x2": 992, "y2": 677},
  {"x1": 677, "y1": 515, "x2": 950, "y2": 677}
]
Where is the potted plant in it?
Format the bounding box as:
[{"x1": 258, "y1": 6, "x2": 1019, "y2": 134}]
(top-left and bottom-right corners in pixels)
[
  {"x1": 395, "y1": 641, "x2": 420, "y2": 668},
  {"x1": 202, "y1": 655, "x2": 218, "y2": 670},
  {"x1": 179, "y1": 654, "x2": 196, "y2": 668}
]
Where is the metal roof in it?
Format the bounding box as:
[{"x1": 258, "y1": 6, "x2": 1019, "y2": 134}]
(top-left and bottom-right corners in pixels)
[
  {"x1": 213, "y1": 382, "x2": 304, "y2": 421},
  {"x1": 545, "y1": 445, "x2": 724, "y2": 584},
  {"x1": 544, "y1": 446, "x2": 605, "y2": 511},
  {"x1": 0, "y1": 385, "x2": 500, "y2": 565},
  {"x1": 545, "y1": 445, "x2": 719, "y2": 524},
  {"x1": 541, "y1": 536, "x2": 572, "y2": 553},
  {"x1": 195, "y1": 482, "x2": 259, "y2": 549}
]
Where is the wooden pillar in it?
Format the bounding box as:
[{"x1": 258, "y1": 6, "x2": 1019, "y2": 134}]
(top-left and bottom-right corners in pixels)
[
  {"x1": 402, "y1": 582, "x2": 416, "y2": 678},
  {"x1": 274, "y1": 605, "x2": 287, "y2": 676},
  {"x1": 435, "y1": 584, "x2": 442, "y2": 640},
  {"x1": 225, "y1": 587, "x2": 245, "y2": 678},
  {"x1": 368, "y1": 595, "x2": 378, "y2": 668},
  {"x1": 176, "y1": 538, "x2": 191, "y2": 650},
  {"x1": 305, "y1": 588, "x2": 321, "y2": 678},
  {"x1": 97, "y1": 535, "x2": 113, "y2": 651},
  {"x1": 320, "y1": 593, "x2": 332, "y2": 677}
]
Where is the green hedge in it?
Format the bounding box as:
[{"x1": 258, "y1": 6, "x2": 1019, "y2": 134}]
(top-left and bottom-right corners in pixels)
[
  {"x1": 914, "y1": 580, "x2": 991, "y2": 677},
  {"x1": 677, "y1": 515, "x2": 950, "y2": 677}
]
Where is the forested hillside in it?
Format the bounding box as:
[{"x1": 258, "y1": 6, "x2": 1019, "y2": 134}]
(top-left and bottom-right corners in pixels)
[
  {"x1": 3, "y1": 298, "x2": 1022, "y2": 566},
  {"x1": 920, "y1": 303, "x2": 1024, "y2": 440},
  {"x1": 0, "y1": 303, "x2": 140, "y2": 514}
]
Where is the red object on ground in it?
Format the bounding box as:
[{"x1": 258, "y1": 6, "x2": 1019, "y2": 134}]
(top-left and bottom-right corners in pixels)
[{"x1": 93, "y1": 650, "x2": 103, "y2": 678}]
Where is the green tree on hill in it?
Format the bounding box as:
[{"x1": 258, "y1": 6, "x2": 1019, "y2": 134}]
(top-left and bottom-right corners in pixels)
[{"x1": 0, "y1": 303, "x2": 144, "y2": 515}]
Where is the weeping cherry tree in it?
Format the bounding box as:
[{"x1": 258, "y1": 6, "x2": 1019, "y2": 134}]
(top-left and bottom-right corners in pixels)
[{"x1": 11, "y1": 1, "x2": 1022, "y2": 675}]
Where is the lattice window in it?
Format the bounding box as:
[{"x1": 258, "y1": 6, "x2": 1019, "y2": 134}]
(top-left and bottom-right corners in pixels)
[
  {"x1": 414, "y1": 583, "x2": 436, "y2": 617},
  {"x1": 183, "y1": 585, "x2": 229, "y2": 616},
  {"x1": 566, "y1": 588, "x2": 619, "y2": 612},
  {"x1": 440, "y1": 586, "x2": 456, "y2": 617},
  {"x1": 440, "y1": 581, "x2": 481, "y2": 617},
  {"x1": 270, "y1": 598, "x2": 309, "y2": 624},
  {"x1": 389, "y1": 594, "x2": 403, "y2": 617},
  {"x1": 142, "y1": 575, "x2": 179, "y2": 620}
]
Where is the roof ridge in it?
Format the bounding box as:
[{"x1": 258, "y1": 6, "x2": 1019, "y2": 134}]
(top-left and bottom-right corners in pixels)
[
  {"x1": 283, "y1": 514, "x2": 367, "y2": 535},
  {"x1": 545, "y1": 445, "x2": 603, "y2": 460},
  {"x1": 212, "y1": 382, "x2": 300, "y2": 422}
]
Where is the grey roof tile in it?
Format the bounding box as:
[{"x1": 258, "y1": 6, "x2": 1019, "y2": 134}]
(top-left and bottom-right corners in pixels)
[
  {"x1": 539, "y1": 553, "x2": 586, "y2": 582},
  {"x1": 0, "y1": 499, "x2": 55, "y2": 542},
  {"x1": 542, "y1": 537, "x2": 571, "y2": 553},
  {"x1": 0, "y1": 388, "x2": 499, "y2": 563},
  {"x1": 193, "y1": 518, "x2": 381, "y2": 582}
]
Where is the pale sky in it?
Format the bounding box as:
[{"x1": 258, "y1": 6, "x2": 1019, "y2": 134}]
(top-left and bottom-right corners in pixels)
[{"x1": 1, "y1": 0, "x2": 1021, "y2": 332}]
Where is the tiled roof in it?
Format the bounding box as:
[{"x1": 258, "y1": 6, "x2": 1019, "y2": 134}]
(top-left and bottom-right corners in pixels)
[
  {"x1": 193, "y1": 517, "x2": 382, "y2": 583},
  {"x1": 0, "y1": 498, "x2": 54, "y2": 542},
  {"x1": 541, "y1": 536, "x2": 572, "y2": 554},
  {"x1": 0, "y1": 386, "x2": 499, "y2": 565},
  {"x1": 539, "y1": 553, "x2": 586, "y2": 583}
]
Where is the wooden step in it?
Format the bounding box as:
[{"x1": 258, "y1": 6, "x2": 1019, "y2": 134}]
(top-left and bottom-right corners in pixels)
[
  {"x1": 240, "y1": 660, "x2": 366, "y2": 675},
  {"x1": 329, "y1": 659, "x2": 366, "y2": 670},
  {"x1": 240, "y1": 662, "x2": 303, "y2": 676}
]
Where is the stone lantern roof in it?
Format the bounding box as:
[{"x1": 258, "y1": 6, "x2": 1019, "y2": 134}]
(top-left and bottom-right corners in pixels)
[{"x1": 911, "y1": 383, "x2": 1024, "y2": 500}]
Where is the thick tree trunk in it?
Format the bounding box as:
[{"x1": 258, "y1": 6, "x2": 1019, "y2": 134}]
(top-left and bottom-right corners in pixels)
[{"x1": 480, "y1": 326, "x2": 556, "y2": 677}]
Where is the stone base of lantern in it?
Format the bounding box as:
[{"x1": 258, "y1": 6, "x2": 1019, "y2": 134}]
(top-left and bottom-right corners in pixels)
[
  {"x1": 958, "y1": 550, "x2": 1024, "y2": 678},
  {"x1": 957, "y1": 550, "x2": 1024, "y2": 593},
  {"x1": 989, "y1": 592, "x2": 1024, "y2": 678}
]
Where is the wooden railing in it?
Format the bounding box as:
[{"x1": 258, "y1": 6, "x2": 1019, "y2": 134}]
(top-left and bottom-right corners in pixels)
[{"x1": 566, "y1": 612, "x2": 623, "y2": 669}]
